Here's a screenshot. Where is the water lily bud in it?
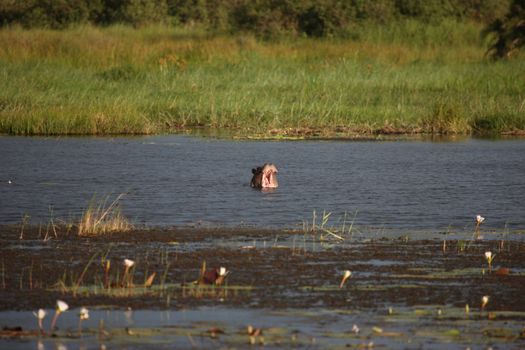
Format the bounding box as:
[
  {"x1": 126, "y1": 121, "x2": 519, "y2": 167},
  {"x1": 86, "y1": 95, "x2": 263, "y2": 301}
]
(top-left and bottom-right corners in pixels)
[{"x1": 33, "y1": 309, "x2": 47, "y2": 320}]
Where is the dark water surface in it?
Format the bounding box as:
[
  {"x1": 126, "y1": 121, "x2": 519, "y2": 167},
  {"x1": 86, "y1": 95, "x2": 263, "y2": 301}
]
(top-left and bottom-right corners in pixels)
[{"x1": 1, "y1": 135, "x2": 524, "y2": 231}]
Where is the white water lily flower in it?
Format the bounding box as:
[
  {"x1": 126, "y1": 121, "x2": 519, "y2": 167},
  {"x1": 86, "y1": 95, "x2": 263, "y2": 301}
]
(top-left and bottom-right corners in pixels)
[
  {"x1": 33, "y1": 309, "x2": 47, "y2": 320},
  {"x1": 482, "y1": 295, "x2": 490, "y2": 308},
  {"x1": 79, "y1": 307, "x2": 89, "y2": 320},
  {"x1": 476, "y1": 215, "x2": 485, "y2": 225},
  {"x1": 352, "y1": 324, "x2": 360, "y2": 334},
  {"x1": 124, "y1": 259, "x2": 135, "y2": 268},
  {"x1": 51, "y1": 300, "x2": 69, "y2": 332},
  {"x1": 219, "y1": 267, "x2": 228, "y2": 276},
  {"x1": 56, "y1": 300, "x2": 69, "y2": 313},
  {"x1": 339, "y1": 270, "x2": 352, "y2": 288},
  {"x1": 485, "y1": 251, "x2": 495, "y2": 263}
]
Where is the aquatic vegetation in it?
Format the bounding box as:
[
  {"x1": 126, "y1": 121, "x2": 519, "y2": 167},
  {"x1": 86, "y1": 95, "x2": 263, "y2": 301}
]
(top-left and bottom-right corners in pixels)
[
  {"x1": 339, "y1": 270, "x2": 352, "y2": 289},
  {"x1": 482, "y1": 295, "x2": 490, "y2": 310},
  {"x1": 1, "y1": 229, "x2": 525, "y2": 349},
  {"x1": 79, "y1": 307, "x2": 89, "y2": 319},
  {"x1": 247, "y1": 325, "x2": 264, "y2": 345},
  {"x1": 18, "y1": 214, "x2": 30, "y2": 240},
  {"x1": 50, "y1": 300, "x2": 69, "y2": 331},
  {"x1": 122, "y1": 258, "x2": 135, "y2": 288},
  {"x1": 475, "y1": 215, "x2": 485, "y2": 235},
  {"x1": 485, "y1": 251, "x2": 496, "y2": 271},
  {"x1": 476, "y1": 215, "x2": 485, "y2": 226},
  {"x1": 103, "y1": 259, "x2": 111, "y2": 289},
  {"x1": 78, "y1": 307, "x2": 89, "y2": 335},
  {"x1": 78, "y1": 194, "x2": 132, "y2": 236},
  {"x1": 144, "y1": 272, "x2": 156, "y2": 288},
  {"x1": 32, "y1": 308, "x2": 46, "y2": 334},
  {"x1": 303, "y1": 210, "x2": 358, "y2": 241}
]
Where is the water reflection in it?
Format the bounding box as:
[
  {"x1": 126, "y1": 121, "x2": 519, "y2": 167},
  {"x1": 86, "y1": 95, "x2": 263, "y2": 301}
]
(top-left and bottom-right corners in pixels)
[{"x1": 1, "y1": 306, "x2": 524, "y2": 350}]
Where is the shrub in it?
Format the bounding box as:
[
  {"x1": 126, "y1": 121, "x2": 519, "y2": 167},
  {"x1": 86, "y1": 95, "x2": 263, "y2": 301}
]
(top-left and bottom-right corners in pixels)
[
  {"x1": 101, "y1": 0, "x2": 168, "y2": 27},
  {"x1": 483, "y1": 0, "x2": 525, "y2": 59}
]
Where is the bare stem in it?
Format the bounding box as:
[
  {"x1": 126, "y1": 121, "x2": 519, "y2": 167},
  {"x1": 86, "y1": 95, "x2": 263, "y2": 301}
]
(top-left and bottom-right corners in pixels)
[{"x1": 50, "y1": 311, "x2": 61, "y2": 332}]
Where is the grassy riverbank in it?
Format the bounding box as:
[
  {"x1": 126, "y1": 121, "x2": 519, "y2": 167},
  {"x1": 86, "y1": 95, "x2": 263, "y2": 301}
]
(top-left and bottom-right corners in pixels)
[{"x1": 1, "y1": 22, "x2": 524, "y2": 137}]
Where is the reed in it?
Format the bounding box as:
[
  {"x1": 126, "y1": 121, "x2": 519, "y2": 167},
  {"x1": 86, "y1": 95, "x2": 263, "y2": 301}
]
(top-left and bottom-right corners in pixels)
[
  {"x1": 77, "y1": 194, "x2": 132, "y2": 236},
  {"x1": 0, "y1": 22, "x2": 523, "y2": 136}
]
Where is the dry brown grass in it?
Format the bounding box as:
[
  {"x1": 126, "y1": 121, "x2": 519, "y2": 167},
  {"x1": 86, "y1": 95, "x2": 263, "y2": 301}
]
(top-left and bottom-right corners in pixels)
[{"x1": 78, "y1": 194, "x2": 133, "y2": 236}]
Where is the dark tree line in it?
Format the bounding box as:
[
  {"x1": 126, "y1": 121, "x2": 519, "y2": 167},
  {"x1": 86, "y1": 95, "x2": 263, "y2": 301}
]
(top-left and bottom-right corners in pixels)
[
  {"x1": 1, "y1": 0, "x2": 523, "y2": 57},
  {"x1": 0, "y1": 0, "x2": 511, "y2": 31},
  {"x1": 483, "y1": 0, "x2": 525, "y2": 58}
]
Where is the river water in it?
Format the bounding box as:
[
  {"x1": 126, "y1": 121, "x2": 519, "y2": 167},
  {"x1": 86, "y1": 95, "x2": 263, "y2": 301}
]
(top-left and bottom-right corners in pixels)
[{"x1": 1, "y1": 135, "x2": 524, "y2": 232}]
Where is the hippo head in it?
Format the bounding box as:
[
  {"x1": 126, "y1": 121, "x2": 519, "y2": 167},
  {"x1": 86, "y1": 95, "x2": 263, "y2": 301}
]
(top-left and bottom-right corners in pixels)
[{"x1": 251, "y1": 163, "x2": 278, "y2": 189}]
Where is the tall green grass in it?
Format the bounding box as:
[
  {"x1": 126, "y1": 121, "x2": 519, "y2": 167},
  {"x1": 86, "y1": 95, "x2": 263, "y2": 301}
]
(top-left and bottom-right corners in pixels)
[{"x1": 0, "y1": 22, "x2": 523, "y2": 136}]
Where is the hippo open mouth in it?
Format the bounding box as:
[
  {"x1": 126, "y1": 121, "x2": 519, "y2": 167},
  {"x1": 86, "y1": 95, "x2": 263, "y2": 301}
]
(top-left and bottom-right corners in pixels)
[{"x1": 251, "y1": 163, "x2": 278, "y2": 189}]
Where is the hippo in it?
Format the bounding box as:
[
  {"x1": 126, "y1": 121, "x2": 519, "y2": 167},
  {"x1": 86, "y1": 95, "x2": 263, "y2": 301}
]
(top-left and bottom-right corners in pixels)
[{"x1": 250, "y1": 163, "x2": 278, "y2": 189}]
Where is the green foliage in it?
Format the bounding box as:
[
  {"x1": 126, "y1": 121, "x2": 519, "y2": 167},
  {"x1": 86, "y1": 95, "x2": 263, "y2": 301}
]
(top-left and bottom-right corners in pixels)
[
  {"x1": 0, "y1": 0, "x2": 515, "y2": 36},
  {"x1": 397, "y1": 0, "x2": 511, "y2": 23},
  {"x1": 0, "y1": 0, "x2": 168, "y2": 28},
  {"x1": 483, "y1": 0, "x2": 525, "y2": 59},
  {"x1": 167, "y1": 0, "x2": 208, "y2": 24},
  {"x1": 227, "y1": 0, "x2": 300, "y2": 37},
  {"x1": 458, "y1": 0, "x2": 511, "y2": 22},
  {"x1": 298, "y1": 2, "x2": 350, "y2": 37},
  {"x1": 352, "y1": 0, "x2": 397, "y2": 22},
  {"x1": 120, "y1": 0, "x2": 168, "y2": 27},
  {"x1": 0, "y1": 0, "x2": 94, "y2": 28},
  {"x1": 99, "y1": 0, "x2": 168, "y2": 27},
  {"x1": 396, "y1": 0, "x2": 455, "y2": 21}
]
